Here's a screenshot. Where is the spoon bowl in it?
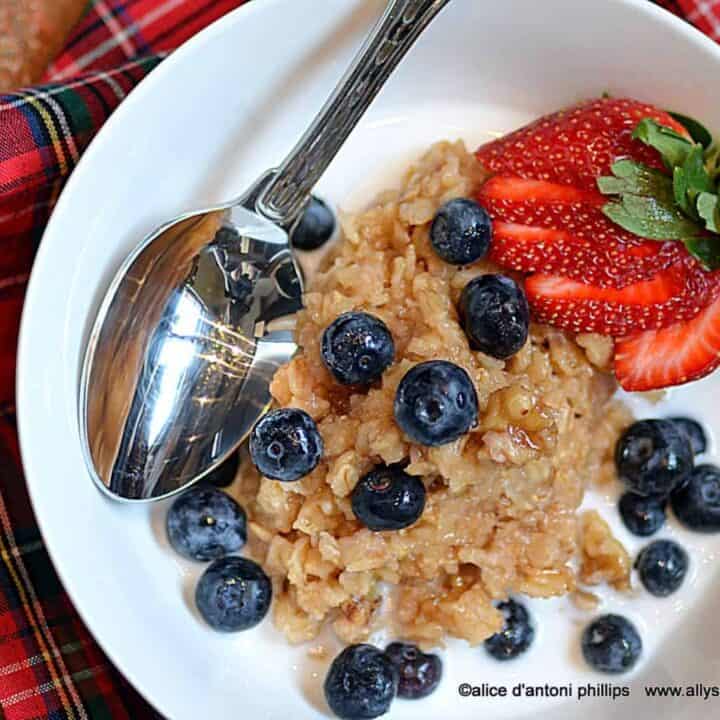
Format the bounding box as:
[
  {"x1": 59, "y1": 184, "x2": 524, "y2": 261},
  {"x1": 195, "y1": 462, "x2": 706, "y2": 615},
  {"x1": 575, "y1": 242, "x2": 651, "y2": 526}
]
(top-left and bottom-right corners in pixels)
[
  {"x1": 80, "y1": 176, "x2": 302, "y2": 500},
  {"x1": 79, "y1": 0, "x2": 451, "y2": 500}
]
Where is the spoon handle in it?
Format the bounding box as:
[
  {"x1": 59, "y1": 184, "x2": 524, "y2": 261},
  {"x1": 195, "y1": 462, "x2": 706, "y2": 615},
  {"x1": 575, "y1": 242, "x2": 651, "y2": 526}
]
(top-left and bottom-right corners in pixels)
[{"x1": 253, "y1": 0, "x2": 451, "y2": 228}]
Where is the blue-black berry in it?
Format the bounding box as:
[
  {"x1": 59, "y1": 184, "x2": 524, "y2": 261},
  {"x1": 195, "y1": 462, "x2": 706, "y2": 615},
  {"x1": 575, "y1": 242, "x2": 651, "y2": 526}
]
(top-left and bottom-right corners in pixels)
[
  {"x1": 669, "y1": 417, "x2": 708, "y2": 455},
  {"x1": 484, "y1": 599, "x2": 535, "y2": 661},
  {"x1": 250, "y1": 408, "x2": 323, "y2": 482},
  {"x1": 671, "y1": 464, "x2": 720, "y2": 533},
  {"x1": 635, "y1": 539, "x2": 688, "y2": 597},
  {"x1": 459, "y1": 274, "x2": 529, "y2": 359},
  {"x1": 321, "y1": 312, "x2": 395, "y2": 385},
  {"x1": 291, "y1": 196, "x2": 336, "y2": 251},
  {"x1": 581, "y1": 614, "x2": 642, "y2": 674},
  {"x1": 618, "y1": 492, "x2": 666, "y2": 537},
  {"x1": 166, "y1": 487, "x2": 246, "y2": 561},
  {"x1": 195, "y1": 556, "x2": 271, "y2": 632},
  {"x1": 324, "y1": 644, "x2": 398, "y2": 720},
  {"x1": 394, "y1": 360, "x2": 478, "y2": 447},
  {"x1": 351, "y1": 465, "x2": 426, "y2": 531},
  {"x1": 430, "y1": 198, "x2": 492, "y2": 265},
  {"x1": 615, "y1": 419, "x2": 693, "y2": 497},
  {"x1": 384, "y1": 642, "x2": 442, "y2": 700}
]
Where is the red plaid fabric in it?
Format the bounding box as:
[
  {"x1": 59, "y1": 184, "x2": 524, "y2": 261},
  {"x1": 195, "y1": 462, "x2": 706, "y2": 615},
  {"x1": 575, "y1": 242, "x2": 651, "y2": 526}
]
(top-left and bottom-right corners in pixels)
[
  {"x1": 0, "y1": 0, "x2": 717, "y2": 717},
  {"x1": 0, "y1": 2, "x2": 247, "y2": 717},
  {"x1": 656, "y1": 0, "x2": 720, "y2": 39}
]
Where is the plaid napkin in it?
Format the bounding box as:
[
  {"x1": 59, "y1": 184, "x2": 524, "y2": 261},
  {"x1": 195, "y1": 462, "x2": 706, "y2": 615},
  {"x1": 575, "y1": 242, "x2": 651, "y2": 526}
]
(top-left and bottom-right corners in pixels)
[
  {"x1": 0, "y1": 3, "x2": 247, "y2": 718},
  {"x1": 0, "y1": 0, "x2": 718, "y2": 717},
  {"x1": 657, "y1": 0, "x2": 720, "y2": 35}
]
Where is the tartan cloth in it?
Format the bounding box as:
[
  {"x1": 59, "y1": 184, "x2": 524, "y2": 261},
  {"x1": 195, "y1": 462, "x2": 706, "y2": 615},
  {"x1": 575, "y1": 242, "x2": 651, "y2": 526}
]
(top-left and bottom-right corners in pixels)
[
  {"x1": 0, "y1": 2, "x2": 248, "y2": 718},
  {"x1": 655, "y1": 0, "x2": 720, "y2": 37},
  {"x1": 0, "y1": 0, "x2": 718, "y2": 717}
]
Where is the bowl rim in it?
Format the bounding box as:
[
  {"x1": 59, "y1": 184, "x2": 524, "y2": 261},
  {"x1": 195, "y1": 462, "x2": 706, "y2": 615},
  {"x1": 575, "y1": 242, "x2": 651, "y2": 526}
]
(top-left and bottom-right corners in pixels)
[{"x1": 15, "y1": 0, "x2": 720, "y2": 716}]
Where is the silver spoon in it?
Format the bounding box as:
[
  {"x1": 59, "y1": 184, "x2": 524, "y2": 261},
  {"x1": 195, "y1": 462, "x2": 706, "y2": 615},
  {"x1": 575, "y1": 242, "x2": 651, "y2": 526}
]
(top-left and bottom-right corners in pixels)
[{"x1": 79, "y1": 0, "x2": 451, "y2": 501}]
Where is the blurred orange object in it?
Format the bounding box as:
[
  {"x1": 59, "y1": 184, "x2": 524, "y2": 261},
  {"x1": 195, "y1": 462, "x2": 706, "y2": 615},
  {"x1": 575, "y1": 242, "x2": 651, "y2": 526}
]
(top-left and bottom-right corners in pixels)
[{"x1": 0, "y1": 0, "x2": 87, "y2": 90}]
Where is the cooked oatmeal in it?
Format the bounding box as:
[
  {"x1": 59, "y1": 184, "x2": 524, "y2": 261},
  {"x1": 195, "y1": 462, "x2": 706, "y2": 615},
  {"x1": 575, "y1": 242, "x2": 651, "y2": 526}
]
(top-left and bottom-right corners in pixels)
[
  {"x1": 579, "y1": 510, "x2": 631, "y2": 592},
  {"x1": 234, "y1": 141, "x2": 634, "y2": 647}
]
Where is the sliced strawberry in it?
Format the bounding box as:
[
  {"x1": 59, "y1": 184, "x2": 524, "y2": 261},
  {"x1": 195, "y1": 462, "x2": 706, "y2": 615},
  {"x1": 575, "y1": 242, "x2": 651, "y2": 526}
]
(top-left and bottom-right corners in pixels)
[
  {"x1": 488, "y1": 220, "x2": 685, "y2": 288},
  {"x1": 475, "y1": 98, "x2": 694, "y2": 290},
  {"x1": 615, "y1": 291, "x2": 720, "y2": 391},
  {"x1": 473, "y1": 97, "x2": 720, "y2": 391},
  {"x1": 476, "y1": 97, "x2": 688, "y2": 191},
  {"x1": 525, "y1": 260, "x2": 720, "y2": 335},
  {"x1": 480, "y1": 175, "x2": 666, "y2": 245},
  {"x1": 478, "y1": 173, "x2": 689, "y2": 289},
  {"x1": 480, "y1": 176, "x2": 606, "y2": 206}
]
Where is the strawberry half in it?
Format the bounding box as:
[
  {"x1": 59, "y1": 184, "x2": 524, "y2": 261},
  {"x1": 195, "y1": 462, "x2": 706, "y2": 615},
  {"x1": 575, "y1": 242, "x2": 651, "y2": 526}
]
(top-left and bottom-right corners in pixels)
[
  {"x1": 473, "y1": 97, "x2": 720, "y2": 389},
  {"x1": 475, "y1": 98, "x2": 696, "y2": 290},
  {"x1": 615, "y1": 291, "x2": 720, "y2": 391},
  {"x1": 525, "y1": 259, "x2": 720, "y2": 335}
]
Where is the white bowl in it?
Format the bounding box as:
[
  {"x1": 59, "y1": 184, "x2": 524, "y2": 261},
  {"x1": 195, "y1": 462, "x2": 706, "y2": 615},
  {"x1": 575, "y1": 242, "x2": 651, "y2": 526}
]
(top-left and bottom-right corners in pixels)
[{"x1": 17, "y1": 1, "x2": 720, "y2": 718}]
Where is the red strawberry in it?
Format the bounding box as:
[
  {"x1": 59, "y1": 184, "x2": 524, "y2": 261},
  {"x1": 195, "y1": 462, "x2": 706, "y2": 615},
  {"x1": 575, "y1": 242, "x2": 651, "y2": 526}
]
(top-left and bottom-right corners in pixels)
[
  {"x1": 479, "y1": 176, "x2": 605, "y2": 205},
  {"x1": 474, "y1": 97, "x2": 720, "y2": 390},
  {"x1": 476, "y1": 97, "x2": 688, "y2": 190},
  {"x1": 615, "y1": 291, "x2": 720, "y2": 391},
  {"x1": 475, "y1": 98, "x2": 694, "y2": 290},
  {"x1": 488, "y1": 219, "x2": 685, "y2": 289},
  {"x1": 525, "y1": 259, "x2": 720, "y2": 335}
]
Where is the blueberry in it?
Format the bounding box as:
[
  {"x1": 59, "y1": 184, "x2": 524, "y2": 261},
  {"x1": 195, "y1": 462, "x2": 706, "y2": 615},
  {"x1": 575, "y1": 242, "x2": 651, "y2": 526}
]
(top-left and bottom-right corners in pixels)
[
  {"x1": 430, "y1": 198, "x2": 492, "y2": 265},
  {"x1": 351, "y1": 465, "x2": 426, "y2": 531},
  {"x1": 615, "y1": 419, "x2": 693, "y2": 497},
  {"x1": 618, "y1": 492, "x2": 666, "y2": 537},
  {"x1": 581, "y1": 614, "x2": 642, "y2": 674},
  {"x1": 634, "y1": 539, "x2": 688, "y2": 597},
  {"x1": 459, "y1": 274, "x2": 529, "y2": 359},
  {"x1": 394, "y1": 360, "x2": 478, "y2": 446},
  {"x1": 205, "y1": 451, "x2": 240, "y2": 488},
  {"x1": 669, "y1": 417, "x2": 708, "y2": 456},
  {"x1": 484, "y1": 599, "x2": 535, "y2": 661},
  {"x1": 166, "y1": 487, "x2": 246, "y2": 561},
  {"x1": 322, "y1": 312, "x2": 395, "y2": 385},
  {"x1": 291, "y1": 196, "x2": 336, "y2": 251},
  {"x1": 384, "y1": 642, "x2": 442, "y2": 700},
  {"x1": 250, "y1": 408, "x2": 323, "y2": 482},
  {"x1": 324, "y1": 644, "x2": 398, "y2": 720},
  {"x1": 671, "y1": 464, "x2": 720, "y2": 533},
  {"x1": 195, "y1": 556, "x2": 271, "y2": 632}
]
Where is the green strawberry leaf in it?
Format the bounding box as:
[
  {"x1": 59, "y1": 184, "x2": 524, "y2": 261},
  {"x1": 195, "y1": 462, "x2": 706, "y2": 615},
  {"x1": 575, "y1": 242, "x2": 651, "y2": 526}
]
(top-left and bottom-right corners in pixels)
[
  {"x1": 599, "y1": 116, "x2": 720, "y2": 270},
  {"x1": 673, "y1": 145, "x2": 714, "y2": 221},
  {"x1": 598, "y1": 159, "x2": 675, "y2": 203},
  {"x1": 633, "y1": 118, "x2": 695, "y2": 169},
  {"x1": 704, "y1": 144, "x2": 720, "y2": 184},
  {"x1": 669, "y1": 112, "x2": 713, "y2": 149},
  {"x1": 684, "y1": 236, "x2": 720, "y2": 270},
  {"x1": 674, "y1": 166, "x2": 691, "y2": 216},
  {"x1": 697, "y1": 192, "x2": 720, "y2": 233},
  {"x1": 683, "y1": 145, "x2": 713, "y2": 195},
  {"x1": 603, "y1": 194, "x2": 701, "y2": 240}
]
